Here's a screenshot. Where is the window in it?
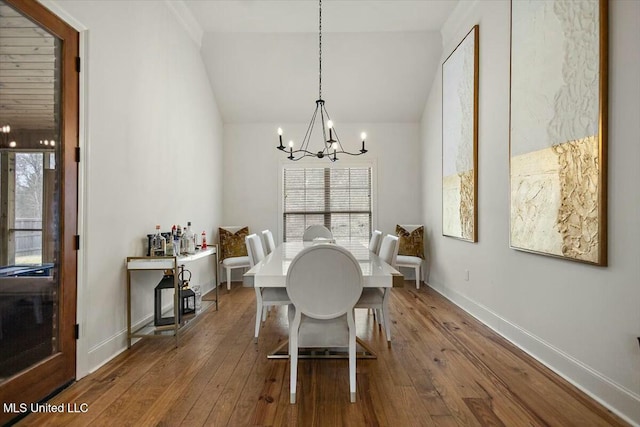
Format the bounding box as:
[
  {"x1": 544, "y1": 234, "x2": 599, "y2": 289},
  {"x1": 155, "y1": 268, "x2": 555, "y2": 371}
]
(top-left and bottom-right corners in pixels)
[
  {"x1": 1, "y1": 151, "x2": 52, "y2": 265},
  {"x1": 282, "y1": 166, "x2": 373, "y2": 242}
]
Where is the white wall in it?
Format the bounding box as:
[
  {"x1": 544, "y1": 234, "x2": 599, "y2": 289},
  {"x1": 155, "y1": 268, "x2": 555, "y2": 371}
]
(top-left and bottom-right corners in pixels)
[
  {"x1": 44, "y1": 1, "x2": 224, "y2": 375},
  {"x1": 421, "y1": 1, "x2": 640, "y2": 424},
  {"x1": 223, "y1": 122, "x2": 422, "y2": 249}
]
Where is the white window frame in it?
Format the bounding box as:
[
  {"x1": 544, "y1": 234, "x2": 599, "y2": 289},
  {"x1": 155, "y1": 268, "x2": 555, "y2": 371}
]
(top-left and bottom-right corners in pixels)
[{"x1": 277, "y1": 158, "x2": 378, "y2": 244}]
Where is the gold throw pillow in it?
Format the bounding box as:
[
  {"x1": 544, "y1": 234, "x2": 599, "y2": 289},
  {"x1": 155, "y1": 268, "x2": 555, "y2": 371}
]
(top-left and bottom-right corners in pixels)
[
  {"x1": 219, "y1": 227, "x2": 249, "y2": 261},
  {"x1": 396, "y1": 225, "x2": 425, "y2": 259}
]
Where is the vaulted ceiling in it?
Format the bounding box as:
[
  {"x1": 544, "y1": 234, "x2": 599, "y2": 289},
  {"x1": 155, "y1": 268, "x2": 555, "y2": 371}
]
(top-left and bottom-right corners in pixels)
[
  {"x1": 182, "y1": 0, "x2": 458, "y2": 124},
  {"x1": 0, "y1": 1, "x2": 459, "y2": 131}
]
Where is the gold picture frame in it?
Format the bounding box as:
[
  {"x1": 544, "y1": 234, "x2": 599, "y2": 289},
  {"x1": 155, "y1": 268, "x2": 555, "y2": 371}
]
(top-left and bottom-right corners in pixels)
[
  {"x1": 442, "y1": 25, "x2": 479, "y2": 242},
  {"x1": 509, "y1": 0, "x2": 608, "y2": 265}
]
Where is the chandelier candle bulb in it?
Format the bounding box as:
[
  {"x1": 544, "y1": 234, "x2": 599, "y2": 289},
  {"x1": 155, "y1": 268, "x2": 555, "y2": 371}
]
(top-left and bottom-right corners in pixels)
[{"x1": 277, "y1": 127, "x2": 284, "y2": 149}]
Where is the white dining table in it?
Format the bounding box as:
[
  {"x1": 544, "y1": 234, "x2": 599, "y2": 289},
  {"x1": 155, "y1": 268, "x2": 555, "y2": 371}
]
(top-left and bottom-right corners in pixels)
[
  {"x1": 243, "y1": 240, "x2": 403, "y2": 359},
  {"x1": 243, "y1": 240, "x2": 404, "y2": 289}
]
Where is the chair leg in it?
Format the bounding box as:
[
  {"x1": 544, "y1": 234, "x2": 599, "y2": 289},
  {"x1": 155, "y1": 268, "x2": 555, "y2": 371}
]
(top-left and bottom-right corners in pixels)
[
  {"x1": 226, "y1": 267, "x2": 232, "y2": 291},
  {"x1": 262, "y1": 306, "x2": 268, "y2": 322},
  {"x1": 415, "y1": 266, "x2": 420, "y2": 289},
  {"x1": 254, "y1": 288, "x2": 263, "y2": 343},
  {"x1": 382, "y1": 290, "x2": 391, "y2": 347},
  {"x1": 290, "y1": 332, "x2": 298, "y2": 404},
  {"x1": 348, "y1": 311, "x2": 356, "y2": 403}
]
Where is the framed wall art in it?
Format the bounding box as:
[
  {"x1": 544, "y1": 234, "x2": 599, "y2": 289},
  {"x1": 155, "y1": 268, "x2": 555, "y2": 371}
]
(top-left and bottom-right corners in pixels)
[
  {"x1": 442, "y1": 25, "x2": 479, "y2": 242},
  {"x1": 509, "y1": 0, "x2": 608, "y2": 265}
]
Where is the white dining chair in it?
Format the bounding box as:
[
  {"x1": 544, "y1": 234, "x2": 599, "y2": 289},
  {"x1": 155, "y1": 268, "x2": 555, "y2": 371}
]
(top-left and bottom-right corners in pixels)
[
  {"x1": 355, "y1": 234, "x2": 398, "y2": 347},
  {"x1": 301, "y1": 224, "x2": 333, "y2": 241},
  {"x1": 395, "y1": 224, "x2": 424, "y2": 289},
  {"x1": 246, "y1": 233, "x2": 290, "y2": 343},
  {"x1": 287, "y1": 244, "x2": 363, "y2": 403},
  {"x1": 368, "y1": 230, "x2": 383, "y2": 254},
  {"x1": 219, "y1": 226, "x2": 251, "y2": 291},
  {"x1": 261, "y1": 229, "x2": 276, "y2": 255}
]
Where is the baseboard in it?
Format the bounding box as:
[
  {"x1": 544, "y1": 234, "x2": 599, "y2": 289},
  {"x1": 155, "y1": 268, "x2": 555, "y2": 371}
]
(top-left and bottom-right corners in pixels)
[
  {"x1": 427, "y1": 281, "x2": 640, "y2": 426},
  {"x1": 87, "y1": 279, "x2": 218, "y2": 374}
]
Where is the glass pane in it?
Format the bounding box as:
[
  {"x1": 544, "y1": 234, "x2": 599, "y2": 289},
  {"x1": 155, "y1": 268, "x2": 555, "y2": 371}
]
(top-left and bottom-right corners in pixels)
[
  {"x1": 284, "y1": 214, "x2": 325, "y2": 242},
  {"x1": 304, "y1": 168, "x2": 324, "y2": 187},
  {"x1": 305, "y1": 189, "x2": 324, "y2": 212},
  {"x1": 14, "y1": 230, "x2": 42, "y2": 265},
  {"x1": 0, "y1": 0, "x2": 61, "y2": 381},
  {"x1": 330, "y1": 214, "x2": 350, "y2": 239},
  {"x1": 349, "y1": 168, "x2": 370, "y2": 188},
  {"x1": 350, "y1": 189, "x2": 371, "y2": 211},
  {"x1": 351, "y1": 213, "x2": 371, "y2": 242}
]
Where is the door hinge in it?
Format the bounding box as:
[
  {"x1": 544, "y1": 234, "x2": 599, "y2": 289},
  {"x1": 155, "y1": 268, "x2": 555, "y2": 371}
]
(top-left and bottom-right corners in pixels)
[
  {"x1": 75, "y1": 56, "x2": 81, "y2": 72},
  {"x1": 74, "y1": 324, "x2": 80, "y2": 339},
  {"x1": 74, "y1": 235, "x2": 80, "y2": 250},
  {"x1": 75, "y1": 146, "x2": 80, "y2": 162}
]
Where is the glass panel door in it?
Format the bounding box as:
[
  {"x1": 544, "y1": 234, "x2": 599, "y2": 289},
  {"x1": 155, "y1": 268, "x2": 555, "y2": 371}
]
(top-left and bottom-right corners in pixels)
[{"x1": 0, "y1": 0, "x2": 78, "y2": 422}]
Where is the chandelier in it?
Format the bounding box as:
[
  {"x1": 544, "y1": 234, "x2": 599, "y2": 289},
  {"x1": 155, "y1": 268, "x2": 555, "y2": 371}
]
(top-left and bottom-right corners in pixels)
[
  {"x1": 276, "y1": 0, "x2": 368, "y2": 162},
  {"x1": 0, "y1": 125, "x2": 16, "y2": 148}
]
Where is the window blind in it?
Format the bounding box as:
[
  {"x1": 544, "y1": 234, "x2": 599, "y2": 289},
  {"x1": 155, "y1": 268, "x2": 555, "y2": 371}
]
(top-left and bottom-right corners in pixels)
[{"x1": 283, "y1": 167, "x2": 372, "y2": 242}]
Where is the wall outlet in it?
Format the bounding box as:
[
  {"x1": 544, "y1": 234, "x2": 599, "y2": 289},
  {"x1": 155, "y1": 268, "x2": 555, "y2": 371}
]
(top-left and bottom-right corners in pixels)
[{"x1": 465, "y1": 270, "x2": 470, "y2": 281}]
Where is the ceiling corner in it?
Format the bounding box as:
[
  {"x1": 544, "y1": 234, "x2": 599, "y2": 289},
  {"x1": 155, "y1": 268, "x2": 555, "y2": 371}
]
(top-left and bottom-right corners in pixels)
[
  {"x1": 165, "y1": 0, "x2": 203, "y2": 48},
  {"x1": 441, "y1": 0, "x2": 479, "y2": 49}
]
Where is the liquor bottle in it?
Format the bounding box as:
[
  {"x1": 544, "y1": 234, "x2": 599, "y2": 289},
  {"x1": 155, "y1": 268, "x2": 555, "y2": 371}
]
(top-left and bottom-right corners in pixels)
[
  {"x1": 201, "y1": 231, "x2": 207, "y2": 249},
  {"x1": 174, "y1": 234, "x2": 181, "y2": 256},
  {"x1": 151, "y1": 225, "x2": 166, "y2": 256},
  {"x1": 183, "y1": 222, "x2": 196, "y2": 254},
  {"x1": 166, "y1": 234, "x2": 176, "y2": 256}
]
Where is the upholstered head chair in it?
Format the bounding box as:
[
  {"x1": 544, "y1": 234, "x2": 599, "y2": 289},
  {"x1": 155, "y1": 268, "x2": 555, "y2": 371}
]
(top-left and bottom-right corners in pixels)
[
  {"x1": 286, "y1": 244, "x2": 363, "y2": 403},
  {"x1": 301, "y1": 225, "x2": 333, "y2": 241}
]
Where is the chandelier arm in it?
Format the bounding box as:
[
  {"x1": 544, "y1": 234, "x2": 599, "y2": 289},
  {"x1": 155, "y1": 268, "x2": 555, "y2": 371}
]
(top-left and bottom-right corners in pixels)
[
  {"x1": 319, "y1": 105, "x2": 328, "y2": 153},
  {"x1": 334, "y1": 151, "x2": 366, "y2": 156},
  {"x1": 321, "y1": 104, "x2": 345, "y2": 153},
  {"x1": 301, "y1": 104, "x2": 320, "y2": 154}
]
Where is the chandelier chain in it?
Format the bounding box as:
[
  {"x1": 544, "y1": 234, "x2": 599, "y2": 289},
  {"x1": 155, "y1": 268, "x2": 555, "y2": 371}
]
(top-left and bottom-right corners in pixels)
[{"x1": 319, "y1": 0, "x2": 322, "y2": 100}]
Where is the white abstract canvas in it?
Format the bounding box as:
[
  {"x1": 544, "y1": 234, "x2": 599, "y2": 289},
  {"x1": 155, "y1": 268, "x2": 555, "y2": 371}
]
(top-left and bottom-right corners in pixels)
[
  {"x1": 442, "y1": 26, "x2": 478, "y2": 242},
  {"x1": 510, "y1": 0, "x2": 607, "y2": 265}
]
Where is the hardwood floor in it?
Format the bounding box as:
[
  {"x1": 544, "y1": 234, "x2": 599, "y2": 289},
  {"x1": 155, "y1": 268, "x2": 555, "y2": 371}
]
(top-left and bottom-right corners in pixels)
[{"x1": 15, "y1": 283, "x2": 627, "y2": 427}]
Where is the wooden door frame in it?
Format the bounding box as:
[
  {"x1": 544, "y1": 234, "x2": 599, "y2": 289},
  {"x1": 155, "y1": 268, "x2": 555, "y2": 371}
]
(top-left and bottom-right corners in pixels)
[{"x1": 0, "y1": 0, "x2": 78, "y2": 423}]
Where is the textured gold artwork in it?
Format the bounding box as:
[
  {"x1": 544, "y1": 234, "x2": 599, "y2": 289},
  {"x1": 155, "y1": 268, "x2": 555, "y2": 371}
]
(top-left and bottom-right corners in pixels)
[
  {"x1": 554, "y1": 136, "x2": 599, "y2": 261},
  {"x1": 510, "y1": 0, "x2": 607, "y2": 265},
  {"x1": 458, "y1": 170, "x2": 474, "y2": 240},
  {"x1": 510, "y1": 137, "x2": 599, "y2": 263}
]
